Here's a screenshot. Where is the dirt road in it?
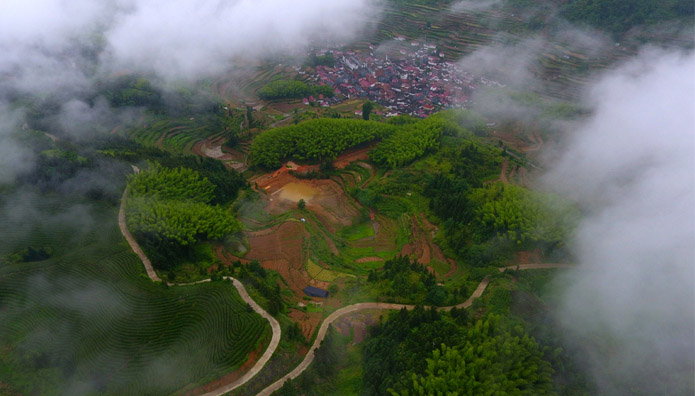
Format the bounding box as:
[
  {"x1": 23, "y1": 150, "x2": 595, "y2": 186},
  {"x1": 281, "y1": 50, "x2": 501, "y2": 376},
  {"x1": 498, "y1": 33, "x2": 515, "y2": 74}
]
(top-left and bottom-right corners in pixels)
[
  {"x1": 120, "y1": 175, "x2": 570, "y2": 396},
  {"x1": 200, "y1": 277, "x2": 281, "y2": 396},
  {"x1": 256, "y1": 263, "x2": 572, "y2": 396},
  {"x1": 118, "y1": 188, "x2": 161, "y2": 282},
  {"x1": 118, "y1": 186, "x2": 281, "y2": 396}
]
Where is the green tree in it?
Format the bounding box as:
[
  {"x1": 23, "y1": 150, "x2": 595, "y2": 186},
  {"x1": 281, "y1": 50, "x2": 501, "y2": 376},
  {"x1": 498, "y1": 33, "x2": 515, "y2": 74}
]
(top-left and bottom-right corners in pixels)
[
  {"x1": 298, "y1": 198, "x2": 306, "y2": 210},
  {"x1": 362, "y1": 101, "x2": 374, "y2": 120}
]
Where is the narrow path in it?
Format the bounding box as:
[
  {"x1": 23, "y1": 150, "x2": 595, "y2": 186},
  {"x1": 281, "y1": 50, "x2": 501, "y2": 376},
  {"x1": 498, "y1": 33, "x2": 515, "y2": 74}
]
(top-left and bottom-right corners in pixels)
[
  {"x1": 500, "y1": 158, "x2": 510, "y2": 185},
  {"x1": 256, "y1": 263, "x2": 572, "y2": 396},
  {"x1": 199, "y1": 277, "x2": 281, "y2": 396},
  {"x1": 119, "y1": 169, "x2": 571, "y2": 396},
  {"x1": 118, "y1": 185, "x2": 281, "y2": 396},
  {"x1": 119, "y1": 188, "x2": 161, "y2": 282},
  {"x1": 269, "y1": 114, "x2": 293, "y2": 129}
]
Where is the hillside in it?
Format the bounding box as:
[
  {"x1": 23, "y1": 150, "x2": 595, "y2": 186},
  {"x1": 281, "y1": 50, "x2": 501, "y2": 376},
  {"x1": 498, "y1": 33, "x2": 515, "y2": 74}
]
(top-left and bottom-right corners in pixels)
[{"x1": 0, "y1": 1, "x2": 692, "y2": 396}]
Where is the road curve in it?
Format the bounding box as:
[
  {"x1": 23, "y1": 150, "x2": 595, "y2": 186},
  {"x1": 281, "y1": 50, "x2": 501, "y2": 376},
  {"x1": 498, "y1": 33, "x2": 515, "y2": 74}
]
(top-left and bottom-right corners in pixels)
[
  {"x1": 200, "y1": 277, "x2": 281, "y2": 396},
  {"x1": 256, "y1": 263, "x2": 572, "y2": 396},
  {"x1": 118, "y1": 186, "x2": 281, "y2": 396},
  {"x1": 118, "y1": 188, "x2": 161, "y2": 282},
  {"x1": 120, "y1": 178, "x2": 570, "y2": 396}
]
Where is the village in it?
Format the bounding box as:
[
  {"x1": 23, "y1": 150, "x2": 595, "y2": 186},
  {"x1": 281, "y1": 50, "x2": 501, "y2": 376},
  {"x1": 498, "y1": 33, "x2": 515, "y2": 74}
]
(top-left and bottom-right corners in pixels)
[{"x1": 299, "y1": 42, "x2": 504, "y2": 118}]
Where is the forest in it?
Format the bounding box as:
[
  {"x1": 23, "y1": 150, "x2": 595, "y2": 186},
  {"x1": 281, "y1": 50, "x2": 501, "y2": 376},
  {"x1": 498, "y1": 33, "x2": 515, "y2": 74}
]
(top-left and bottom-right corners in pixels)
[
  {"x1": 367, "y1": 256, "x2": 450, "y2": 306},
  {"x1": 258, "y1": 80, "x2": 335, "y2": 100},
  {"x1": 370, "y1": 111, "x2": 472, "y2": 168},
  {"x1": 250, "y1": 118, "x2": 396, "y2": 168},
  {"x1": 562, "y1": 0, "x2": 694, "y2": 34},
  {"x1": 421, "y1": 141, "x2": 578, "y2": 267},
  {"x1": 125, "y1": 163, "x2": 241, "y2": 271},
  {"x1": 362, "y1": 308, "x2": 556, "y2": 396}
]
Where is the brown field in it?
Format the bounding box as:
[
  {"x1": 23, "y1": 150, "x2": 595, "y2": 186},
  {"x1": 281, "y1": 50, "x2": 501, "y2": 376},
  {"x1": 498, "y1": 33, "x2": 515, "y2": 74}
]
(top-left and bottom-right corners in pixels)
[
  {"x1": 288, "y1": 309, "x2": 323, "y2": 341},
  {"x1": 398, "y1": 214, "x2": 454, "y2": 277},
  {"x1": 244, "y1": 221, "x2": 312, "y2": 298},
  {"x1": 333, "y1": 310, "x2": 382, "y2": 344},
  {"x1": 258, "y1": 171, "x2": 360, "y2": 233}
]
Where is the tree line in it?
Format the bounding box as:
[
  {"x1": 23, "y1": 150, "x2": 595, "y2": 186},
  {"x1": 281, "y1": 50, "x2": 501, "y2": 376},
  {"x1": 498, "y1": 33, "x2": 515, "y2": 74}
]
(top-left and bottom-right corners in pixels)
[
  {"x1": 125, "y1": 163, "x2": 241, "y2": 270},
  {"x1": 250, "y1": 118, "x2": 396, "y2": 168},
  {"x1": 362, "y1": 307, "x2": 556, "y2": 396},
  {"x1": 562, "y1": 0, "x2": 694, "y2": 34},
  {"x1": 258, "y1": 80, "x2": 334, "y2": 100},
  {"x1": 367, "y1": 256, "x2": 450, "y2": 306},
  {"x1": 423, "y1": 141, "x2": 578, "y2": 267},
  {"x1": 370, "y1": 110, "x2": 475, "y2": 168}
]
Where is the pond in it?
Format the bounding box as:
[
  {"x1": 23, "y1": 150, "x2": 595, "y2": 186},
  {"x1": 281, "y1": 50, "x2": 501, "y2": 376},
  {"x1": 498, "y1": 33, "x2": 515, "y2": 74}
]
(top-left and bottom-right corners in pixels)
[{"x1": 279, "y1": 182, "x2": 317, "y2": 202}]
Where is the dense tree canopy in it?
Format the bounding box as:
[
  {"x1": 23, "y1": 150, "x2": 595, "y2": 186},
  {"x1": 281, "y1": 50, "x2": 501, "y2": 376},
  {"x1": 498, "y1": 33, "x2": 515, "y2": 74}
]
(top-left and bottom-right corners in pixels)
[
  {"x1": 126, "y1": 196, "x2": 238, "y2": 246},
  {"x1": 367, "y1": 256, "x2": 447, "y2": 305},
  {"x1": 100, "y1": 137, "x2": 246, "y2": 205},
  {"x1": 422, "y1": 137, "x2": 577, "y2": 264},
  {"x1": 370, "y1": 111, "x2": 471, "y2": 168},
  {"x1": 562, "y1": 0, "x2": 694, "y2": 34},
  {"x1": 258, "y1": 80, "x2": 334, "y2": 100},
  {"x1": 470, "y1": 183, "x2": 579, "y2": 246},
  {"x1": 250, "y1": 118, "x2": 396, "y2": 168},
  {"x1": 363, "y1": 307, "x2": 555, "y2": 396},
  {"x1": 127, "y1": 163, "x2": 215, "y2": 203},
  {"x1": 98, "y1": 75, "x2": 163, "y2": 109},
  {"x1": 397, "y1": 316, "x2": 555, "y2": 396},
  {"x1": 125, "y1": 164, "x2": 241, "y2": 269}
]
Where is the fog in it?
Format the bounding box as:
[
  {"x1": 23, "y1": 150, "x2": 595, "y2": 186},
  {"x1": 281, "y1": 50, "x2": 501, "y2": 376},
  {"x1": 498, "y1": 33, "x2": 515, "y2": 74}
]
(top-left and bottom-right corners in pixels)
[
  {"x1": 0, "y1": 0, "x2": 383, "y2": 175},
  {"x1": 2, "y1": 0, "x2": 381, "y2": 84},
  {"x1": 545, "y1": 48, "x2": 695, "y2": 394},
  {"x1": 0, "y1": 1, "x2": 384, "y2": 394},
  {"x1": 1, "y1": 0, "x2": 693, "y2": 394},
  {"x1": 103, "y1": 0, "x2": 381, "y2": 80},
  {"x1": 450, "y1": 0, "x2": 503, "y2": 13}
]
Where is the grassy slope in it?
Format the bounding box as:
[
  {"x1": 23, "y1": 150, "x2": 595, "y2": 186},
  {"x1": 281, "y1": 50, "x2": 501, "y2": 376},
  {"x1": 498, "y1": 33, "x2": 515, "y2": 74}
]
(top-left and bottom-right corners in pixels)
[{"x1": 0, "y1": 191, "x2": 268, "y2": 396}]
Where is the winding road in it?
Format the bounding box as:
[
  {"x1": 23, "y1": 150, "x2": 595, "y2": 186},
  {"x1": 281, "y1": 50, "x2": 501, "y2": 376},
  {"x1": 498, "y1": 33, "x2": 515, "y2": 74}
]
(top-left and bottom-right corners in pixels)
[
  {"x1": 118, "y1": 187, "x2": 281, "y2": 396},
  {"x1": 256, "y1": 263, "x2": 572, "y2": 396},
  {"x1": 120, "y1": 180, "x2": 572, "y2": 396}
]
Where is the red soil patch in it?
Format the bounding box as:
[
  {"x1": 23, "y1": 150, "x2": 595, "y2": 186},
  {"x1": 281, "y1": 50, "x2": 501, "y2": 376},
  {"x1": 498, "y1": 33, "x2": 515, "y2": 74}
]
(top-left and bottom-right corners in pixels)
[
  {"x1": 215, "y1": 245, "x2": 250, "y2": 267},
  {"x1": 257, "y1": 172, "x2": 359, "y2": 233},
  {"x1": 333, "y1": 310, "x2": 381, "y2": 345},
  {"x1": 333, "y1": 145, "x2": 374, "y2": 169},
  {"x1": 522, "y1": 130, "x2": 544, "y2": 153},
  {"x1": 516, "y1": 166, "x2": 532, "y2": 188},
  {"x1": 244, "y1": 221, "x2": 311, "y2": 299},
  {"x1": 419, "y1": 214, "x2": 448, "y2": 265},
  {"x1": 500, "y1": 158, "x2": 510, "y2": 185},
  {"x1": 182, "y1": 331, "x2": 270, "y2": 396},
  {"x1": 400, "y1": 243, "x2": 414, "y2": 256},
  {"x1": 515, "y1": 248, "x2": 543, "y2": 264},
  {"x1": 289, "y1": 309, "x2": 322, "y2": 341},
  {"x1": 266, "y1": 101, "x2": 306, "y2": 114},
  {"x1": 398, "y1": 214, "x2": 457, "y2": 277},
  {"x1": 400, "y1": 216, "x2": 431, "y2": 265},
  {"x1": 445, "y1": 258, "x2": 458, "y2": 277}
]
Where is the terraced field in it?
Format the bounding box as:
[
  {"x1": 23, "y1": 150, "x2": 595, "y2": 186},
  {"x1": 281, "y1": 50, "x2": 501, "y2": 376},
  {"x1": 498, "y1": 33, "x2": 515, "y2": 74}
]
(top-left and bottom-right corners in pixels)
[
  {"x1": 0, "y1": 192, "x2": 269, "y2": 396},
  {"x1": 353, "y1": 2, "x2": 641, "y2": 101},
  {"x1": 128, "y1": 115, "x2": 226, "y2": 155}
]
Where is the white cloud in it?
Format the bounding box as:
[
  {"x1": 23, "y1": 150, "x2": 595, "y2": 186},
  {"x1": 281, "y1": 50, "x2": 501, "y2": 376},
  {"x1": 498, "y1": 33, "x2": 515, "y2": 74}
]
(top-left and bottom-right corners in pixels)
[{"x1": 545, "y1": 48, "x2": 695, "y2": 394}]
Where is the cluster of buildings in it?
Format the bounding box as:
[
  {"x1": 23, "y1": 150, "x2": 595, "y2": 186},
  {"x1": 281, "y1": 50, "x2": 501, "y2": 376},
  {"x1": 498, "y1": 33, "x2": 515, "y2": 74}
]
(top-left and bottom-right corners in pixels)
[{"x1": 301, "y1": 43, "x2": 501, "y2": 118}]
